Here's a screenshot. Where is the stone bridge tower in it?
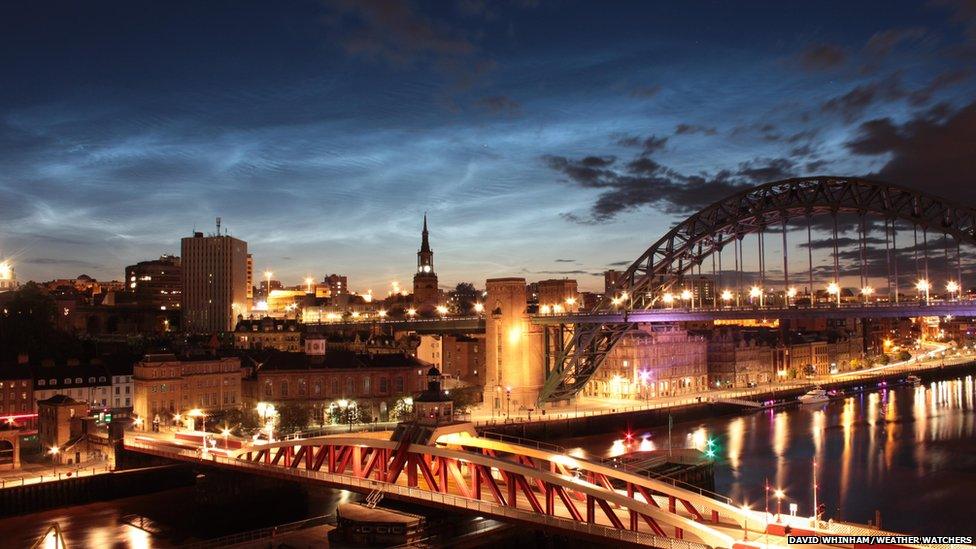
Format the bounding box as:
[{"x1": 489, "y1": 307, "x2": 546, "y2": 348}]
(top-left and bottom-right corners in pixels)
[{"x1": 483, "y1": 278, "x2": 544, "y2": 414}]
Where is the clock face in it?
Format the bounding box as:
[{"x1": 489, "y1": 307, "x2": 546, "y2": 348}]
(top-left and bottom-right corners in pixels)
[{"x1": 423, "y1": 265, "x2": 431, "y2": 273}]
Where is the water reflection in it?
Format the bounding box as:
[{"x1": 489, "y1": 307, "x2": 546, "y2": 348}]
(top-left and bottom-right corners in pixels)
[{"x1": 564, "y1": 375, "x2": 976, "y2": 536}]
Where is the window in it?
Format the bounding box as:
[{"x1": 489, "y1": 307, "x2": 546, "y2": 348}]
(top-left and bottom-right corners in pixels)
[
  {"x1": 362, "y1": 377, "x2": 371, "y2": 394},
  {"x1": 75, "y1": 377, "x2": 82, "y2": 384},
  {"x1": 38, "y1": 380, "x2": 46, "y2": 386},
  {"x1": 50, "y1": 379, "x2": 56, "y2": 386},
  {"x1": 88, "y1": 377, "x2": 95, "y2": 383},
  {"x1": 280, "y1": 380, "x2": 288, "y2": 398},
  {"x1": 64, "y1": 378, "x2": 71, "y2": 385},
  {"x1": 394, "y1": 376, "x2": 404, "y2": 392},
  {"x1": 379, "y1": 378, "x2": 388, "y2": 393},
  {"x1": 264, "y1": 381, "x2": 273, "y2": 397},
  {"x1": 298, "y1": 379, "x2": 307, "y2": 396},
  {"x1": 345, "y1": 377, "x2": 354, "y2": 396}
]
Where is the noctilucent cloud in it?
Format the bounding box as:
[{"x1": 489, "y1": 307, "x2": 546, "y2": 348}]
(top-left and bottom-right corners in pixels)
[{"x1": 2, "y1": 1, "x2": 975, "y2": 291}]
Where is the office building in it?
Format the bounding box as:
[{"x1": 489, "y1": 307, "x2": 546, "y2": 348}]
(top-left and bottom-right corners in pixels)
[{"x1": 180, "y1": 227, "x2": 248, "y2": 333}]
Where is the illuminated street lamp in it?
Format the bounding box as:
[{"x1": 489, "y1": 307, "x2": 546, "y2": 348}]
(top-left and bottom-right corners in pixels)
[
  {"x1": 774, "y1": 489, "x2": 785, "y2": 521},
  {"x1": 680, "y1": 288, "x2": 693, "y2": 309},
  {"x1": 256, "y1": 402, "x2": 277, "y2": 442},
  {"x1": 786, "y1": 287, "x2": 797, "y2": 306},
  {"x1": 221, "y1": 427, "x2": 231, "y2": 449},
  {"x1": 860, "y1": 285, "x2": 874, "y2": 303},
  {"x1": 48, "y1": 446, "x2": 60, "y2": 475},
  {"x1": 540, "y1": 304, "x2": 551, "y2": 315},
  {"x1": 378, "y1": 309, "x2": 387, "y2": 318},
  {"x1": 473, "y1": 302, "x2": 484, "y2": 314},
  {"x1": 565, "y1": 296, "x2": 577, "y2": 307},
  {"x1": 305, "y1": 276, "x2": 314, "y2": 294},
  {"x1": 436, "y1": 305, "x2": 448, "y2": 316},
  {"x1": 552, "y1": 303, "x2": 564, "y2": 314},
  {"x1": 827, "y1": 282, "x2": 841, "y2": 306},
  {"x1": 187, "y1": 408, "x2": 207, "y2": 453},
  {"x1": 264, "y1": 271, "x2": 273, "y2": 298},
  {"x1": 946, "y1": 280, "x2": 960, "y2": 300},
  {"x1": 662, "y1": 292, "x2": 675, "y2": 309},
  {"x1": 338, "y1": 399, "x2": 356, "y2": 432},
  {"x1": 721, "y1": 289, "x2": 733, "y2": 306},
  {"x1": 407, "y1": 307, "x2": 417, "y2": 318},
  {"x1": 741, "y1": 504, "x2": 750, "y2": 541},
  {"x1": 916, "y1": 279, "x2": 931, "y2": 305},
  {"x1": 749, "y1": 286, "x2": 763, "y2": 307}
]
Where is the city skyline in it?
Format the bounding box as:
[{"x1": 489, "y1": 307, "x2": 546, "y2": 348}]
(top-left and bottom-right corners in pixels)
[{"x1": 2, "y1": 1, "x2": 975, "y2": 291}]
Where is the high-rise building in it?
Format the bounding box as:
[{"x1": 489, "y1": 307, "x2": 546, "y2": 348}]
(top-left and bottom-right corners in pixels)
[
  {"x1": 246, "y1": 254, "x2": 253, "y2": 302},
  {"x1": 413, "y1": 214, "x2": 439, "y2": 309},
  {"x1": 180, "y1": 229, "x2": 248, "y2": 333},
  {"x1": 124, "y1": 255, "x2": 182, "y2": 310},
  {"x1": 604, "y1": 269, "x2": 622, "y2": 294},
  {"x1": 323, "y1": 274, "x2": 348, "y2": 297}
]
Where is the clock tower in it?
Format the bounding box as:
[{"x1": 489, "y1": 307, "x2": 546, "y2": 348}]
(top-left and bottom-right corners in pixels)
[{"x1": 413, "y1": 214, "x2": 439, "y2": 310}]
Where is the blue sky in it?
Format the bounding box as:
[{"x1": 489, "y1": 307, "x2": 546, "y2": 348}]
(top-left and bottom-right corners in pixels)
[{"x1": 1, "y1": 0, "x2": 975, "y2": 292}]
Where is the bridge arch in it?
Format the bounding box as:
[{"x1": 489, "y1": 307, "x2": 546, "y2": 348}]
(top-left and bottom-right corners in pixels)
[{"x1": 540, "y1": 176, "x2": 976, "y2": 403}]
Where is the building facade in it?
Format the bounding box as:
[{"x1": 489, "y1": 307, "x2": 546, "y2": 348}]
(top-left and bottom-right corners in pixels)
[
  {"x1": 180, "y1": 230, "x2": 249, "y2": 333},
  {"x1": 133, "y1": 353, "x2": 242, "y2": 424},
  {"x1": 241, "y1": 350, "x2": 428, "y2": 422},
  {"x1": 234, "y1": 316, "x2": 303, "y2": 351},
  {"x1": 706, "y1": 329, "x2": 776, "y2": 388},
  {"x1": 32, "y1": 362, "x2": 112, "y2": 409},
  {"x1": 124, "y1": 255, "x2": 181, "y2": 310},
  {"x1": 583, "y1": 325, "x2": 708, "y2": 399}
]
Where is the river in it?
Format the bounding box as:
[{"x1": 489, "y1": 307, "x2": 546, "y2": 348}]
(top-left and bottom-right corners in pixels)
[
  {"x1": 4, "y1": 376, "x2": 974, "y2": 546},
  {"x1": 561, "y1": 375, "x2": 976, "y2": 537}
]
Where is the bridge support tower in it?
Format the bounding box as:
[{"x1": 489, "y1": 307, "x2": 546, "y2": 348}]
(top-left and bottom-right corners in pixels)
[{"x1": 483, "y1": 278, "x2": 544, "y2": 415}]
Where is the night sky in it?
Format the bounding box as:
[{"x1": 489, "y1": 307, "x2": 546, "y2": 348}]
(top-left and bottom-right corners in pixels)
[{"x1": 2, "y1": 1, "x2": 975, "y2": 292}]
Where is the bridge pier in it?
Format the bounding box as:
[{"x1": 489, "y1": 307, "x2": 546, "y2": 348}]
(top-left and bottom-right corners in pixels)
[{"x1": 483, "y1": 278, "x2": 545, "y2": 414}]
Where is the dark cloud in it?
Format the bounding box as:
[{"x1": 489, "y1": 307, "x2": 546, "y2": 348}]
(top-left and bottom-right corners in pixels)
[
  {"x1": 797, "y1": 44, "x2": 847, "y2": 71},
  {"x1": 546, "y1": 150, "x2": 799, "y2": 223},
  {"x1": 820, "y1": 74, "x2": 905, "y2": 121},
  {"x1": 554, "y1": 258, "x2": 576, "y2": 263},
  {"x1": 864, "y1": 27, "x2": 927, "y2": 57},
  {"x1": 614, "y1": 134, "x2": 668, "y2": 154},
  {"x1": 801, "y1": 236, "x2": 888, "y2": 250},
  {"x1": 845, "y1": 100, "x2": 976, "y2": 202},
  {"x1": 629, "y1": 85, "x2": 662, "y2": 98},
  {"x1": 674, "y1": 124, "x2": 717, "y2": 136},
  {"x1": 608, "y1": 261, "x2": 630, "y2": 267},
  {"x1": 474, "y1": 95, "x2": 521, "y2": 115},
  {"x1": 932, "y1": 0, "x2": 976, "y2": 41},
  {"x1": 907, "y1": 69, "x2": 972, "y2": 105}
]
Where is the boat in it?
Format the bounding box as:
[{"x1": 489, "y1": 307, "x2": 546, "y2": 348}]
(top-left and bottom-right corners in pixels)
[
  {"x1": 906, "y1": 375, "x2": 922, "y2": 386},
  {"x1": 798, "y1": 387, "x2": 829, "y2": 404}
]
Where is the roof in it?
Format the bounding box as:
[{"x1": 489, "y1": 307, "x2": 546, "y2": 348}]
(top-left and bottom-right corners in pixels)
[
  {"x1": 253, "y1": 350, "x2": 426, "y2": 373},
  {"x1": 39, "y1": 394, "x2": 80, "y2": 406}
]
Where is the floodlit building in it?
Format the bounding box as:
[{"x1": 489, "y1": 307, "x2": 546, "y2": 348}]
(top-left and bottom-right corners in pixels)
[
  {"x1": 180, "y1": 227, "x2": 248, "y2": 333},
  {"x1": 132, "y1": 353, "x2": 242, "y2": 424},
  {"x1": 124, "y1": 255, "x2": 182, "y2": 310},
  {"x1": 412, "y1": 214, "x2": 440, "y2": 311},
  {"x1": 584, "y1": 325, "x2": 708, "y2": 399},
  {"x1": 234, "y1": 316, "x2": 303, "y2": 351}
]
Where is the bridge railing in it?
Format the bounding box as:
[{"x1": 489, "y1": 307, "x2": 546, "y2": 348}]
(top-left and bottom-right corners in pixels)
[
  {"x1": 125, "y1": 440, "x2": 710, "y2": 549},
  {"x1": 479, "y1": 430, "x2": 570, "y2": 454},
  {"x1": 534, "y1": 298, "x2": 976, "y2": 317}
]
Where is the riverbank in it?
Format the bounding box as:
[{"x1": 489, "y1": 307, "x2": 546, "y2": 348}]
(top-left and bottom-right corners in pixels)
[{"x1": 479, "y1": 359, "x2": 976, "y2": 439}]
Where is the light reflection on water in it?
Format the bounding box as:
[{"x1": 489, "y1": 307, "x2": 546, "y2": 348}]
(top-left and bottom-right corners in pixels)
[{"x1": 563, "y1": 376, "x2": 976, "y2": 536}]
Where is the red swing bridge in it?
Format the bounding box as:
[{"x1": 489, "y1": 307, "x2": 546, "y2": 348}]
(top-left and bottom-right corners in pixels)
[{"x1": 124, "y1": 422, "x2": 957, "y2": 549}]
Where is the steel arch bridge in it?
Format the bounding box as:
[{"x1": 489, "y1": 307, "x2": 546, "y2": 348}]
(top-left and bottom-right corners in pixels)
[{"x1": 538, "y1": 176, "x2": 976, "y2": 403}]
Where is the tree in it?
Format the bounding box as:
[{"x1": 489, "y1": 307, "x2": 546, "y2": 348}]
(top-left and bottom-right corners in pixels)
[
  {"x1": 276, "y1": 403, "x2": 311, "y2": 435},
  {"x1": 451, "y1": 282, "x2": 479, "y2": 313}
]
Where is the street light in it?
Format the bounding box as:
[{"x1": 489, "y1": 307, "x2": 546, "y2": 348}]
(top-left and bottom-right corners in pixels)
[
  {"x1": 774, "y1": 489, "x2": 785, "y2": 521},
  {"x1": 721, "y1": 289, "x2": 733, "y2": 305},
  {"x1": 338, "y1": 399, "x2": 355, "y2": 432},
  {"x1": 133, "y1": 416, "x2": 144, "y2": 430},
  {"x1": 741, "y1": 504, "x2": 750, "y2": 541},
  {"x1": 861, "y1": 285, "x2": 874, "y2": 303},
  {"x1": 680, "y1": 289, "x2": 693, "y2": 309},
  {"x1": 540, "y1": 304, "x2": 551, "y2": 315},
  {"x1": 786, "y1": 287, "x2": 797, "y2": 306},
  {"x1": 256, "y1": 402, "x2": 276, "y2": 442},
  {"x1": 505, "y1": 386, "x2": 512, "y2": 418},
  {"x1": 827, "y1": 282, "x2": 841, "y2": 306},
  {"x1": 565, "y1": 296, "x2": 577, "y2": 307},
  {"x1": 662, "y1": 292, "x2": 675, "y2": 308},
  {"x1": 378, "y1": 309, "x2": 387, "y2": 318},
  {"x1": 221, "y1": 427, "x2": 231, "y2": 449},
  {"x1": 436, "y1": 305, "x2": 448, "y2": 316},
  {"x1": 48, "y1": 446, "x2": 59, "y2": 475},
  {"x1": 916, "y1": 279, "x2": 931, "y2": 305},
  {"x1": 946, "y1": 280, "x2": 959, "y2": 300},
  {"x1": 749, "y1": 286, "x2": 763, "y2": 307},
  {"x1": 305, "y1": 277, "x2": 314, "y2": 294},
  {"x1": 264, "y1": 271, "x2": 273, "y2": 298},
  {"x1": 407, "y1": 308, "x2": 417, "y2": 318},
  {"x1": 473, "y1": 302, "x2": 484, "y2": 314}
]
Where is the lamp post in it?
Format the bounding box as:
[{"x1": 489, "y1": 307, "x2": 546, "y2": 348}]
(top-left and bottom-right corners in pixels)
[
  {"x1": 749, "y1": 286, "x2": 763, "y2": 307},
  {"x1": 505, "y1": 386, "x2": 512, "y2": 418},
  {"x1": 916, "y1": 279, "x2": 930, "y2": 305},
  {"x1": 221, "y1": 427, "x2": 230, "y2": 449},
  {"x1": 48, "y1": 446, "x2": 59, "y2": 475},
  {"x1": 827, "y1": 282, "x2": 841, "y2": 306},
  {"x1": 662, "y1": 292, "x2": 674, "y2": 309},
  {"x1": 681, "y1": 289, "x2": 693, "y2": 310},
  {"x1": 786, "y1": 287, "x2": 797, "y2": 307},
  {"x1": 741, "y1": 505, "x2": 750, "y2": 541},
  {"x1": 861, "y1": 285, "x2": 874, "y2": 303},
  {"x1": 946, "y1": 281, "x2": 959, "y2": 301},
  {"x1": 721, "y1": 289, "x2": 733, "y2": 308},
  {"x1": 774, "y1": 489, "x2": 785, "y2": 522},
  {"x1": 338, "y1": 399, "x2": 355, "y2": 432}
]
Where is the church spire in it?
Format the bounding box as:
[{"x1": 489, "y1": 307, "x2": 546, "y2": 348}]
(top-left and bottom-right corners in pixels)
[{"x1": 417, "y1": 213, "x2": 434, "y2": 273}]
